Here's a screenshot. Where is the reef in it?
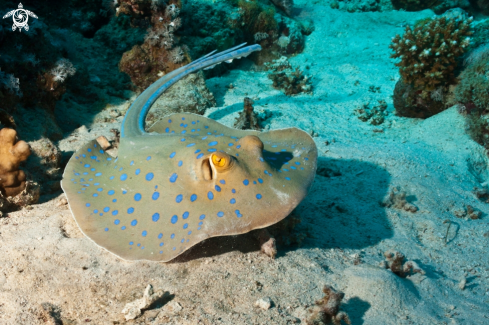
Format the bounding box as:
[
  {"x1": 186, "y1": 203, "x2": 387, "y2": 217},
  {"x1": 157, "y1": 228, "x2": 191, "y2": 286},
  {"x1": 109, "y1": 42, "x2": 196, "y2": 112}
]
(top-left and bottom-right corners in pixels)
[{"x1": 390, "y1": 16, "x2": 472, "y2": 118}]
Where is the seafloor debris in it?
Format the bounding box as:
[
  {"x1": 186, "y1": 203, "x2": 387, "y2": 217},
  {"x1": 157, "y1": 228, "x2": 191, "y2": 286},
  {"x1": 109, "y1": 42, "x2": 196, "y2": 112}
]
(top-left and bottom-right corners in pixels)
[
  {"x1": 454, "y1": 204, "x2": 482, "y2": 220},
  {"x1": 473, "y1": 186, "x2": 489, "y2": 203},
  {"x1": 381, "y1": 186, "x2": 418, "y2": 213},
  {"x1": 265, "y1": 56, "x2": 312, "y2": 96},
  {"x1": 380, "y1": 251, "x2": 425, "y2": 278},
  {"x1": 254, "y1": 229, "x2": 277, "y2": 259},
  {"x1": 121, "y1": 284, "x2": 166, "y2": 321},
  {"x1": 306, "y1": 285, "x2": 351, "y2": 325},
  {"x1": 255, "y1": 297, "x2": 273, "y2": 310},
  {"x1": 354, "y1": 100, "x2": 388, "y2": 125},
  {"x1": 234, "y1": 97, "x2": 262, "y2": 131},
  {"x1": 0, "y1": 128, "x2": 31, "y2": 197}
]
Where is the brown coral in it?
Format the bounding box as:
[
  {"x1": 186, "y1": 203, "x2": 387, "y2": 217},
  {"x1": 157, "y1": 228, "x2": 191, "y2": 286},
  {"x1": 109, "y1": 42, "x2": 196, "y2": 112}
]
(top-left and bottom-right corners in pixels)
[
  {"x1": 306, "y1": 286, "x2": 351, "y2": 325},
  {"x1": 0, "y1": 128, "x2": 31, "y2": 197},
  {"x1": 380, "y1": 251, "x2": 425, "y2": 278}
]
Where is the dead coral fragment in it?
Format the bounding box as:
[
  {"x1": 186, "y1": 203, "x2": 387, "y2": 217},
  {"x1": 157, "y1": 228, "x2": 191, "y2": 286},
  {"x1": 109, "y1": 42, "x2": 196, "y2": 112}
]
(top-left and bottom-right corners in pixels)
[
  {"x1": 380, "y1": 251, "x2": 425, "y2": 278},
  {"x1": 265, "y1": 56, "x2": 312, "y2": 96},
  {"x1": 122, "y1": 284, "x2": 167, "y2": 321},
  {"x1": 382, "y1": 186, "x2": 418, "y2": 213},
  {"x1": 0, "y1": 128, "x2": 31, "y2": 197},
  {"x1": 354, "y1": 100, "x2": 388, "y2": 125},
  {"x1": 234, "y1": 97, "x2": 262, "y2": 131},
  {"x1": 306, "y1": 285, "x2": 351, "y2": 325}
]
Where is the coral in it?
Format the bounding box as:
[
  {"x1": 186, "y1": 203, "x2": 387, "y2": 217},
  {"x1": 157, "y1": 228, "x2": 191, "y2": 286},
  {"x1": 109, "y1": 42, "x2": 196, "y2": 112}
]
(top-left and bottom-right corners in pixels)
[
  {"x1": 390, "y1": 16, "x2": 472, "y2": 117},
  {"x1": 306, "y1": 286, "x2": 351, "y2": 325},
  {"x1": 122, "y1": 284, "x2": 167, "y2": 320},
  {"x1": 50, "y1": 59, "x2": 76, "y2": 83},
  {"x1": 0, "y1": 70, "x2": 22, "y2": 97},
  {"x1": 265, "y1": 56, "x2": 312, "y2": 96},
  {"x1": 0, "y1": 128, "x2": 31, "y2": 197},
  {"x1": 354, "y1": 100, "x2": 388, "y2": 125},
  {"x1": 380, "y1": 251, "x2": 425, "y2": 277},
  {"x1": 456, "y1": 204, "x2": 483, "y2": 219},
  {"x1": 381, "y1": 186, "x2": 418, "y2": 212},
  {"x1": 234, "y1": 97, "x2": 262, "y2": 131}
]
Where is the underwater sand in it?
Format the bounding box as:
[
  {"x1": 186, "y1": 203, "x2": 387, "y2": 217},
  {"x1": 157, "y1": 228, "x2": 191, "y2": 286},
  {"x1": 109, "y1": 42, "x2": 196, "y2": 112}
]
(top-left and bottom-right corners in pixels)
[{"x1": 1, "y1": 3, "x2": 489, "y2": 324}]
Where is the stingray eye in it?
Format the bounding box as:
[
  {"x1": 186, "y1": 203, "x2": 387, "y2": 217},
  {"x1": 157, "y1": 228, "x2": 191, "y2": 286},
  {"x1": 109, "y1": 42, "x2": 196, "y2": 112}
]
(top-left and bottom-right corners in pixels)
[{"x1": 212, "y1": 154, "x2": 226, "y2": 167}]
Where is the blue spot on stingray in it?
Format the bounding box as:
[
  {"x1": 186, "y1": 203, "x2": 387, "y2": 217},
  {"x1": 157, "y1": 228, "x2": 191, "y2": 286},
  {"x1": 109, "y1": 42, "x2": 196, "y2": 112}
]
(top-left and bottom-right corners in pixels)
[
  {"x1": 183, "y1": 211, "x2": 189, "y2": 219},
  {"x1": 235, "y1": 210, "x2": 243, "y2": 218},
  {"x1": 181, "y1": 138, "x2": 186, "y2": 142},
  {"x1": 105, "y1": 228, "x2": 109, "y2": 231},
  {"x1": 236, "y1": 145, "x2": 241, "y2": 149},
  {"x1": 171, "y1": 215, "x2": 178, "y2": 224},
  {"x1": 131, "y1": 220, "x2": 137, "y2": 226},
  {"x1": 142, "y1": 231, "x2": 147, "y2": 237},
  {"x1": 230, "y1": 198, "x2": 236, "y2": 204},
  {"x1": 190, "y1": 194, "x2": 197, "y2": 202},
  {"x1": 228, "y1": 143, "x2": 234, "y2": 146},
  {"x1": 97, "y1": 188, "x2": 103, "y2": 192},
  {"x1": 83, "y1": 172, "x2": 88, "y2": 175},
  {"x1": 171, "y1": 233, "x2": 175, "y2": 239},
  {"x1": 158, "y1": 233, "x2": 163, "y2": 239},
  {"x1": 168, "y1": 119, "x2": 172, "y2": 123},
  {"x1": 169, "y1": 173, "x2": 178, "y2": 183},
  {"x1": 295, "y1": 162, "x2": 301, "y2": 165},
  {"x1": 94, "y1": 209, "x2": 99, "y2": 213},
  {"x1": 75, "y1": 173, "x2": 80, "y2": 176},
  {"x1": 290, "y1": 166, "x2": 297, "y2": 170},
  {"x1": 135, "y1": 168, "x2": 140, "y2": 175},
  {"x1": 120, "y1": 174, "x2": 128, "y2": 181},
  {"x1": 199, "y1": 214, "x2": 205, "y2": 220},
  {"x1": 217, "y1": 211, "x2": 224, "y2": 217},
  {"x1": 256, "y1": 194, "x2": 262, "y2": 199},
  {"x1": 181, "y1": 239, "x2": 185, "y2": 243},
  {"x1": 243, "y1": 179, "x2": 249, "y2": 186},
  {"x1": 134, "y1": 193, "x2": 142, "y2": 201},
  {"x1": 165, "y1": 127, "x2": 169, "y2": 133},
  {"x1": 215, "y1": 185, "x2": 221, "y2": 192},
  {"x1": 208, "y1": 141, "x2": 218, "y2": 146},
  {"x1": 129, "y1": 242, "x2": 134, "y2": 245},
  {"x1": 93, "y1": 193, "x2": 98, "y2": 197},
  {"x1": 258, "y1": 178, "x2": 263, "y2": 183},
  {"x1": 84, "y1": 164, "x2": 90, "y2": 168},
  {"x1": 170, "y1": 152, "x2": 176, "y2": 158},
  {"x1": 109, "y1": 176, "x2": 114, "y2": 180},
  {"x1": 188, "y1": 231, "x2": 192, "y2": 235},
  {"x1": 82, "y1": 154, "x2": 86, "y2": 158},
  {"x1": 112, "y1": 210, "x2": 118, "y2": 216},
  {"x1": 146, "y1": 172, "x2": 154, "y2": 181},
  {"x1": 259, "y1": 157, "x2": 264, "y2": 162},
  {"x1": 191, "y1": 129, "x2": 195, "y2": 132},
  {"x1": 114, "y1": 219, "x2": 120, "y2": 225},
  {"x1": 130, "y1": 161, "x2": 134, "y2": 166},
  {"x1": 95, "y1": 173, "x2": 102, "y2": 177},
  {"x1": 207, "y1": 191, "x2": 214, "y2": 200},
  {"x1": 205, "y1": 126, "x2": 209, "y2": 129},
  {"x1": 199, "y1": 222, "x2": 203, "y2": 226},
  {"x1": 285, "y1": 177, "x2": 291, "y2": 181},
  {"x1": 283, "y1": 169, "x2": 289, "y2": 172},
  {"x1": 182, "y1": 130, "x2": 187, "y2": 134},
  {"x1": 108, "y1": 190, "x2": 115, "y2": 195},
  {"x1": 178, "y1": 161, "x2": 183, "y2": 167},
  {"x1": 305, "y1": 157, "x2": 309, "y2": 160},
  {"x1": 127, "y1": 207, "x2": 135, "y2": 214},
  {"x1": 147, "y1": 156, "x2": 151, "y2": 161},
  {"x1": 152, "y1": 192, "x2": 160, "y2": 200},
  {"x1": 264, "y1": 170, "x2": 269, "y2": 175},
  {"x1": 202, "y1": 136, "x2": 208, "y2": 140},
  {"x1": 87, "y1": 148, "x2": 92, "y2": 152},
  {"x1": 208, "y1": 148, "x2": 217, "y2": 152},
  {"x1": 195, "y1": 149, "x2": 201, "y2": 154},
  {"x1": 183, "y1": 223, "x2": 188, "y2": 229},
  {"x1": 112, "y1": 199, "x2": 117, "y2": 203},
  {"x1": 272, "y1": 145, "x2": 277, "y2": 148},
  {"x1": 91, "y1": 168, "x2": 96, "y2": 172},
  {"x1": 196, "y1": 153, "x2": 204, "y2": 159},
  {"x1": 232, "y1": 189, "x2": 236, "y2": 193},
  {"x1": 186, "y1": 143, "x2": 195, "y2": 147},
  {"x1": 219, "y1": 180, "x2": 226, "y2": 184},
  {"x1": 103, "y1": 207, "x2": 110, "y2": 212},
  {"x1": 253, "y1": 181, "x2": 257, "y2": 184},
  {"x1": 122, "y1": 190, "x2": 127, "y2": 194},
  {"x1": 152, "y1": 213, "x2": 160, "y2": 222},
  {"x1": 176, "y1": 194, "x2": 183, "y2": 203}
]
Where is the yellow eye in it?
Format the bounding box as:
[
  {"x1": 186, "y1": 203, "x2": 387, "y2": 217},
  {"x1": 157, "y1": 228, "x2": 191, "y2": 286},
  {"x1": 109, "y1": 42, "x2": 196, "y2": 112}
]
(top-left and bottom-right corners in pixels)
[{"x1": 212, "y1": 154, "x2": 226, "y2": 167}]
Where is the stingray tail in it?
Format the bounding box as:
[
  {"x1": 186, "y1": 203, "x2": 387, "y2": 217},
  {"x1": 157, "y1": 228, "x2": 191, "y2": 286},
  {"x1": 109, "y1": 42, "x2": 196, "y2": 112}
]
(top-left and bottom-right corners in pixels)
[{"x1": 121, "y1": 43, "x2": 262, "y2": 138}]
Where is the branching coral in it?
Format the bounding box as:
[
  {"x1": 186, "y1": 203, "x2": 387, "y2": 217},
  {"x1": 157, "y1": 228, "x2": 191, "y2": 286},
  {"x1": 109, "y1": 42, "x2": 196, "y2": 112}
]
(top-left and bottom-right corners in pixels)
[
  {"x1": 390, "y1": 16, "x2": 472, "y2": 117},
  {"x1": 306, "y1": 286, "x2": 351, "y2": 325},
  {"x1": 0, "y1": 128, "x2": 30, "y2": 197},
  {"x1": 380, "y1": 251, "x2": 425, "y2": 278}
]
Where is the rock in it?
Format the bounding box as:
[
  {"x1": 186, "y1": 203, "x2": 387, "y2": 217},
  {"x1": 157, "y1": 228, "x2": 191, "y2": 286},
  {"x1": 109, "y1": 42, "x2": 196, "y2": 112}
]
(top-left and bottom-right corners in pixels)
[
  {"x1": 255, "y1": 297, "x2": 273, "y2": 310},
  {"x1": 121, "y1": 284, "x2": 166, "y2": 321}
]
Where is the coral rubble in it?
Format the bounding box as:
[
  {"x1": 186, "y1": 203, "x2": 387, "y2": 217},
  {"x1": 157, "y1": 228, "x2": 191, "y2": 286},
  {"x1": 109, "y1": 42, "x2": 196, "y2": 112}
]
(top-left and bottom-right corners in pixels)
[
  {"x1": 265, "y1": 56, "x2": 312, "y2": 96},
  {"x1": 380, "y1": 251, "x2": 425, "y2": 278},
  {"x1": 306, "y1": 285, "x2": 351, "y2": 325}
]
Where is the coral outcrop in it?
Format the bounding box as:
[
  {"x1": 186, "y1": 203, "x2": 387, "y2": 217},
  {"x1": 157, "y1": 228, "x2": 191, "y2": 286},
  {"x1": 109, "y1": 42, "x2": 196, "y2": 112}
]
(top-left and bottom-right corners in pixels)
[
  {"x1": 306, "y1": 286, "x2": 351, "y2": 325},
  {"x1": 390, "y1": 16, "x2": 472, "y2": 118},
  {"x1": 0, "y1": 128, "x2": 31, "y2": 197}
]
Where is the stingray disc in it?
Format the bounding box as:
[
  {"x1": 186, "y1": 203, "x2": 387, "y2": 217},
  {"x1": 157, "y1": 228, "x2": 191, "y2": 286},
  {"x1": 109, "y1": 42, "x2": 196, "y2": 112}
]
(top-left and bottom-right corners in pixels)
[{"x1": 62, "y1": 113, "x2": 317, "y2": 261}]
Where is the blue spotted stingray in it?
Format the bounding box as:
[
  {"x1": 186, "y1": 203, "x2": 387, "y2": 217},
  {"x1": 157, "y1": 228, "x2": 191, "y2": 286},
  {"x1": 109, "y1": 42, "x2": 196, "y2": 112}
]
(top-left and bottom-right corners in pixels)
[{"x1": 61, "y1": 44, "x2": 318, "y2": 262}]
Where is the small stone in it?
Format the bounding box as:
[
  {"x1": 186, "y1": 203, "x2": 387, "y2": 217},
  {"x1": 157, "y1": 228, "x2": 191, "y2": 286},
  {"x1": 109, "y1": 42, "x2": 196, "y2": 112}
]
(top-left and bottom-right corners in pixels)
[
  {"x1": 96, "y1": 136, "x2": 112, "y2": 150},
  {"x1": 458, "y1": 277, "x2": 466, "y2": 290},
  {"x1": 255, "y1": 297, "x2": 273, "y2": 310},
  {"x1": 121, "y1": 284, "x2": 166, "y2": 321}
]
